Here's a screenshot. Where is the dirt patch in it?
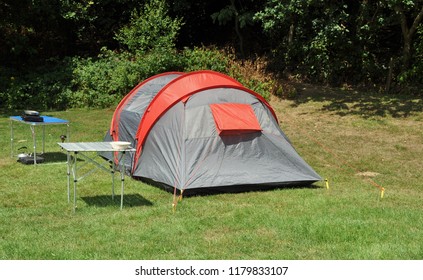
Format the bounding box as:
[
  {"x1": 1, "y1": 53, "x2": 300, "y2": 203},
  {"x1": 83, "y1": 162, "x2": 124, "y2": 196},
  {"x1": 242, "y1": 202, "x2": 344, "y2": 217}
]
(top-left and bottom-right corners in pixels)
[
  {"x1": 356, "y1": 171, "x2": 380, "y2": 177},
  {"x1": 0, "y1": 158, "x2": 15, "y2": 168}
]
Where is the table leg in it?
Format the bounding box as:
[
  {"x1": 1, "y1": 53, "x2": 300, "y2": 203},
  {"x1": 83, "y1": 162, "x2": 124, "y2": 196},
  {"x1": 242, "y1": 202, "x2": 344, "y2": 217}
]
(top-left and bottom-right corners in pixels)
[
  {"x1": 10, "y1": 119, "x2": 14, "y2": 158},
  {"x1": 66, "y1": 151, "x2": 71, "y2": 203},
  {"x1": 120, "y1": 151, "x2": 126, "y2": 210},
  {"x1": 111, "y1": 157, "x2": 115, "y2": 200},
  {"x1": 66, "y1": 123, "x2": 70, "y2": 142},
  {"x1": 42, "y1": 125, "x2": 45, "y2": 154},
  {"x1": 73, "y1": 152, "x2": 78, "y2": 212},
  {"x1": 30, "y1": 125, "x2": 37, "y2": 165}
]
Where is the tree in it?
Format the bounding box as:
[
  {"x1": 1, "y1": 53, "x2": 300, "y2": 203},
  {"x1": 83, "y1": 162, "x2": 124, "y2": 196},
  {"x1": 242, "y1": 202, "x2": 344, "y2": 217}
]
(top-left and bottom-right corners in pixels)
[
  {"x1": 114, "y1": 0, "x2": 183, "y2": 54},
  {"x1": 0, "y1": 0, "x2": 142, "y2": 67},
  {"x1": 211, "y1": 0, "x2": 265, "y2": 57},
  {"x1": 254, "y1": 0, "x2": 356, "y2": 84},
  {"x1": 390, "y1": 0, "x2": 423, "y2": 70},
  {"x1": 254, "y1": 0, "x2": 423, "y2": 86}
]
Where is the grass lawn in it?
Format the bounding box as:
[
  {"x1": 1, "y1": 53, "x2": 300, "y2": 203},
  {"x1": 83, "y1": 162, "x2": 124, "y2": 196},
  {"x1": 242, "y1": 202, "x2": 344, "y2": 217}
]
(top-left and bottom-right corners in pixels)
[{"x1": 0, "y1": 85, "x2": 422, "y2": 260}]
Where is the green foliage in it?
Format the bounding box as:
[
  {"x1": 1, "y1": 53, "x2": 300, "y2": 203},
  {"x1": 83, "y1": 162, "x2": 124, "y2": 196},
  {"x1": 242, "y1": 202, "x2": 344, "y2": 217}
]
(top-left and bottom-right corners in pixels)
[
  {"x1": 0, "y1": 0, "x2": 142, "y2": 68},
  {"x1": 1, "y1": 49, "x2": 184, "y2": 110},
  {"x1": 1, "y1": 0, "x2": 187, "y2": 110},
  {"x1": 5, "y1": 0, "x2": 423, "y2": 112},
  {"x1": 255, "y1": 0, "x2": 423, "y2": 88},
  {"x1": 63, "y1": 0, "x2": 186, "y2": 108},
  {"x1": 211, "y1": 2, "x2": 254, "y2": 29},
  {"x1": 254, "y1": 0, "x2": 313, "y2": 33},
  {"x1": 115, "y1": 0, "x2": 183, "y2": 54},
  {"x1": 2, "y1": 0, "x2": 423, "y2": 92},
  {"x1": 229, "y1": 68, "x2": 272, "y2": 101},
  {"x1": 0, "y1": 45, "x2": 275, "y2": 110},
  {"x1": 68, "y1": 48, "x2": 184, "y2": 108},
  {"x1": 181, "y1": 46, "x2": 273, "y2": 100},
  {"x1": 181, "y1": 46, "x2": 231, "y2": 73},
  {"x1": 60, "y1": 0, "x2": 96, "y2": 21},
  {"x1": 244, "y1": 79, "x2": 272, "y2": 101},
  {"x1": 255, "y1": 1, "x2": 358, "y2": 84},
  {"x1": 69, "y1": 52, "x2": 130, "y2": 108},
  {"x1": 0, "y1": 59, "x2": 73, "y2": 111},
  {"x1": 272, "y1": 82, "x2": 298, "y2": 99},
  {"x1": 68, "y1": 45, "x2": 274, "y2": 108}
]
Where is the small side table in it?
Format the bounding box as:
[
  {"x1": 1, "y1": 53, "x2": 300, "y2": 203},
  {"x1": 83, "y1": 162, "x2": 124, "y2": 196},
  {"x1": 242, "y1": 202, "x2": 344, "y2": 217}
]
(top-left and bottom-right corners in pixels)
[{"x1": 10, "y1": 116, "x2": 70, "y2": 165}]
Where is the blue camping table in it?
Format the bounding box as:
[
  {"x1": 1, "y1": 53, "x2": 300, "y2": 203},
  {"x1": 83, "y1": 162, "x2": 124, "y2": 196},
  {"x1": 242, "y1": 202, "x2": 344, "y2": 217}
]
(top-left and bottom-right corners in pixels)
[
  {"x1": 58, "y1": 142, "x2": 135, "y2": 212},
  {"x1": 10, "y1": 116, "x2": 70, "y2": 165}
]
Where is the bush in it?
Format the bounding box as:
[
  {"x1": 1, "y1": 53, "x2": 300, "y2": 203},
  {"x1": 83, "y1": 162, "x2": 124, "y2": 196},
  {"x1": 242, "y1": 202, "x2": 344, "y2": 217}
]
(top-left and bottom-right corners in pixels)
[
  {"x1": 68, "y1": 48, "x2": 185, "y2": 108},
  {"x1": 181, "y1": 46, "x2": 274, "y2": 100},
  {"x1": 0, "y1": 59, "x2": 73, "y2": 112},
  {"x1": 66, "y1": 0, "x2": 186, "y2": 108},
  {"x1": 115, "y1": 0, "x2": 183, "y2": 54},
  {"x1": 1, "y1": 46, "x2": 277, "y2": 111},
  {"x1": 1, "y1": 0, "x2": 276, "y2": 111},
  {"x1": 181, "y1": 46, "x2": 231, "y2": 73}
]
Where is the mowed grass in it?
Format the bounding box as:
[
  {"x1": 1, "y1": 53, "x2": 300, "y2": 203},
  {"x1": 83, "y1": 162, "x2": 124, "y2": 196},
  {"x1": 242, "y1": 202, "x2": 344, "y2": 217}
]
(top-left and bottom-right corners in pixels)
[{"x1": 0, "y1": 87, "x2": 422, "y2": 260}]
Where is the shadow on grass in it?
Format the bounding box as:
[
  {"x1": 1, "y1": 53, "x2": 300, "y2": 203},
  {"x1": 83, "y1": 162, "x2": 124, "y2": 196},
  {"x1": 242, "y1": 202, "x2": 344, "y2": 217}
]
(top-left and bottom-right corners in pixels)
[
  {"x1": 139, "y1": 177, "x2": 322, "y2": 198},
  {"x1": 81, "y1": 193, "x2": 153, "y2": 208},
  {"x1": 15, "y1": 152, "x2": 68, "y2": 165},
  {"x1": 181, "y1": 183, "x2": 322, "y2": 198},
  {"x1": 42, "y1": 152, "x2": 68, "y2": 163},
  {"x1": 290, "y1": 83, "x2": 423, "y2": 118}
]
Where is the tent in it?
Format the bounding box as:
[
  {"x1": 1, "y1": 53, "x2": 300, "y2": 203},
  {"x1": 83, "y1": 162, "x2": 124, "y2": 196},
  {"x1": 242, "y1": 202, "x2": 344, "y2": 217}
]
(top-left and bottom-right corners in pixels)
[{"x1": 103, "y1": 70, "x2": 321, "y2": 194}]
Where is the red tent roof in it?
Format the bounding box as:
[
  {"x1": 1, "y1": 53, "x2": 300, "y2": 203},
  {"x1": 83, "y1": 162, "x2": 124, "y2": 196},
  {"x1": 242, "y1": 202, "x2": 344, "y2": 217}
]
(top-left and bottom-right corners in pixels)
[{"x1": 131, "y1": 70, "x2": 277, "y2": 167}]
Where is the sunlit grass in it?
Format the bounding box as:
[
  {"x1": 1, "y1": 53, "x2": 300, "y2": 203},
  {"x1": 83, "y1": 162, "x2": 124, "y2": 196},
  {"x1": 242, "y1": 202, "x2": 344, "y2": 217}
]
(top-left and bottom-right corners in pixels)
[{"x1": 0, "y1": 89, "x2": 422, "y2": 260}]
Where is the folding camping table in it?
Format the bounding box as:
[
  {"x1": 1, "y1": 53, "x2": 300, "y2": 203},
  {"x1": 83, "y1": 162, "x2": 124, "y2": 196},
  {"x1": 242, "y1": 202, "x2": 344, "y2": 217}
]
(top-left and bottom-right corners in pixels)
[
  {"x1": 58, "y1": 142, "x2": 135, "y2": 212},
  {"x1": 10, "y1": 115, "x2": 70, "y2": 165}
]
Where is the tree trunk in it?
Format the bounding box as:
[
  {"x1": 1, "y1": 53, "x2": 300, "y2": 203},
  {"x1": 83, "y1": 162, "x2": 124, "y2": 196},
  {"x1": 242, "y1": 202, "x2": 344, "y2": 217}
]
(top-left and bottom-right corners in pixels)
[
  {"x1": 396, "y1": 5, "x2": 423, "y2": 70},
  {"x1": 288, "y1": 19, "x2": 295, "y2": 45},
  {"x1": 230, "y1": 0, "x2": 245, "y2": 57},
  {"x1": 385, "y1": 57, "x2": 394, "y2": 93}
]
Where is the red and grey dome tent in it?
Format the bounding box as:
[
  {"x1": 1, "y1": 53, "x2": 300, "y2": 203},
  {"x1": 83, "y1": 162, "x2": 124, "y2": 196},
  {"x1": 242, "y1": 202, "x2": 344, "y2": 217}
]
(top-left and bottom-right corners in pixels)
[{"x1": 103, "y1": 70, "x2": 321, "y2": 193}]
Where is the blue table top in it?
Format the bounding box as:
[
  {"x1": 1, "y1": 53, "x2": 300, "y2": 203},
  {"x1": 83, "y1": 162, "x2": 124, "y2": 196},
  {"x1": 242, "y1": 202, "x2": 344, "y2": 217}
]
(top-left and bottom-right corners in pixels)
[{"x1": 10, "y1": 115, "x2": 69, "y2": 124}]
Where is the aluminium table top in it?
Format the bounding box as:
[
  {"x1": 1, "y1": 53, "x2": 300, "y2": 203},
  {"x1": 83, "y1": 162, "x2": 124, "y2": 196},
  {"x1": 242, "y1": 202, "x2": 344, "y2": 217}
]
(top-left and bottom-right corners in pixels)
[{"x1": 58, "y1": 142, "x2": 135, "y2": 152}]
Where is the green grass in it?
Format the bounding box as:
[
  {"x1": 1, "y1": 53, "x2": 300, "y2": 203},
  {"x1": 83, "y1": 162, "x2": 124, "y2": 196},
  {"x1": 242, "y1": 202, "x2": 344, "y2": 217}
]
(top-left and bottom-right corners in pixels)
[{"x1": 0, "y1": 87, "x2": 422, "y2": 260}]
